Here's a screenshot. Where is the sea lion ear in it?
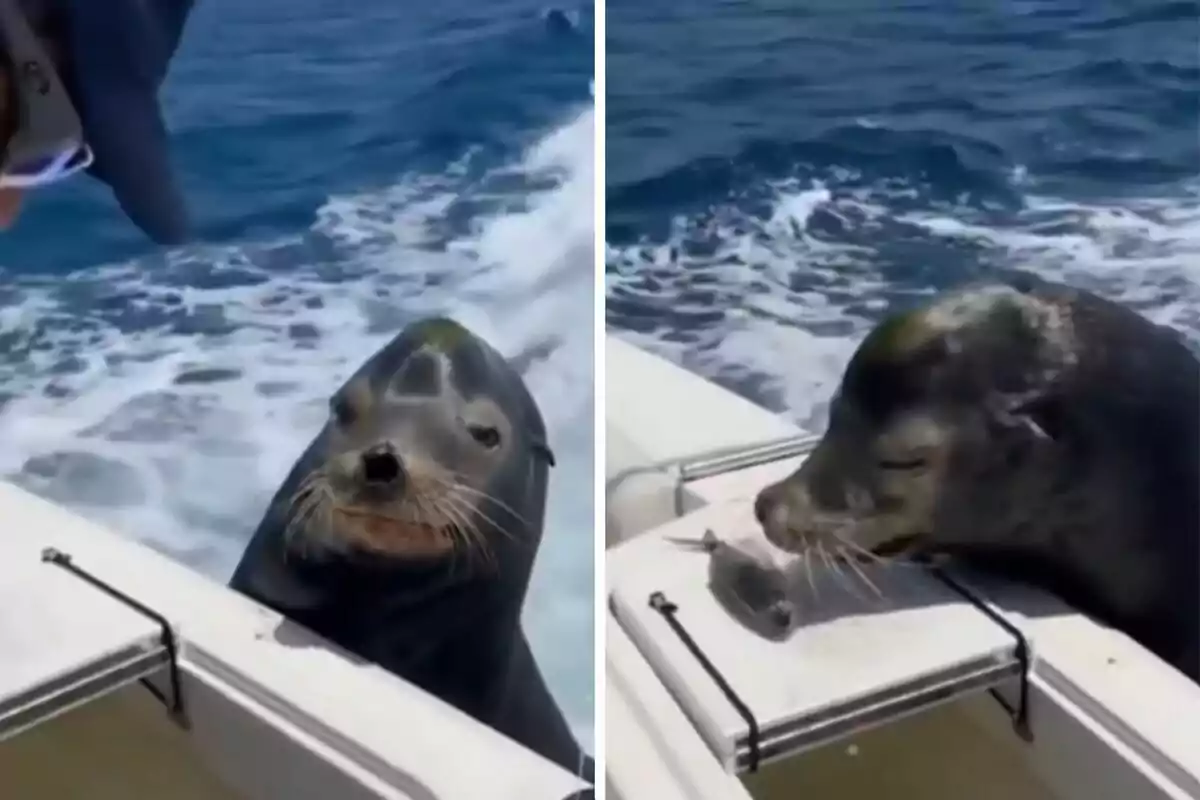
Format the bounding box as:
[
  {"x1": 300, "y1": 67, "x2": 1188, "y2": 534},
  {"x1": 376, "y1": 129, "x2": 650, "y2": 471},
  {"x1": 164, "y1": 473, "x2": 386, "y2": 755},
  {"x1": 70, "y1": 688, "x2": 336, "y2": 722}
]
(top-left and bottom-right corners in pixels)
[
  {"x1": 908, "y1": 329, "x2": 960, "y2": 373},
  {"x1": 531, "y1": 441, "x2": 556, "y2": 467},
  {"x1": 989, "y1": 389, "x2": 1061, "y2": 442}
]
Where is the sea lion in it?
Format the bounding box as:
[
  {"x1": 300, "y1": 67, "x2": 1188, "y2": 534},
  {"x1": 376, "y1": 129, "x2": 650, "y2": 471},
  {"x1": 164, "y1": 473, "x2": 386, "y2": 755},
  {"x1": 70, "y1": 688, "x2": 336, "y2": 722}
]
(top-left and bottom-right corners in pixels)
[
  {"x1": 753, "y1": 273, "x2": 1200, "y2": 682},
  {"x1": 228, "y1": 316, "x2": 594, "y2": 782}
]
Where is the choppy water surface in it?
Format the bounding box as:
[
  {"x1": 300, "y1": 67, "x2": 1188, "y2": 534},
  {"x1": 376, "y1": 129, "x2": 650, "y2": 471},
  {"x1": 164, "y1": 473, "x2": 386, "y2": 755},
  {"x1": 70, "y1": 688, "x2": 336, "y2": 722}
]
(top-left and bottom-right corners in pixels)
[{"x1": 607, "y1": 0, "x2": 1199, "y2": 432}]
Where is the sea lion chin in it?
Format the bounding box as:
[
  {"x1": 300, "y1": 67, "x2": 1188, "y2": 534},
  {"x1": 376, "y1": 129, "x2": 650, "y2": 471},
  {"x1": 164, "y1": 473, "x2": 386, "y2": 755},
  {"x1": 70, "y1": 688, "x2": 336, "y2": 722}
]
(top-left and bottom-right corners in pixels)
[{"x1": 754, "y1": 273, "x2": 1200, "y2": 682}]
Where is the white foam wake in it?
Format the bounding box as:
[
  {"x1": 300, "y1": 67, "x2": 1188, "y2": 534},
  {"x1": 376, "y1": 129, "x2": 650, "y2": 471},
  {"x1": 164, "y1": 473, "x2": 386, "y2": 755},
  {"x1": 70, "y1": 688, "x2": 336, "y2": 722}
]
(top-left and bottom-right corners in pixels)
[{"x1": 608, "y1": 177, "x2": 1200, "y2": 436}]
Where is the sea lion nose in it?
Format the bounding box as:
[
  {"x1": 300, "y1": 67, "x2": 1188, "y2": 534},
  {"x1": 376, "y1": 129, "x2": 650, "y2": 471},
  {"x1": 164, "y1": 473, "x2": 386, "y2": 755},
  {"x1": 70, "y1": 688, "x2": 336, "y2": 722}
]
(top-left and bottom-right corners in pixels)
[
  {"x1": 361, "y1": 444, "x2": 405, "y2": 488},
  {"x1": 754, "y1": 488, "x2": 775, "y2": 525}
]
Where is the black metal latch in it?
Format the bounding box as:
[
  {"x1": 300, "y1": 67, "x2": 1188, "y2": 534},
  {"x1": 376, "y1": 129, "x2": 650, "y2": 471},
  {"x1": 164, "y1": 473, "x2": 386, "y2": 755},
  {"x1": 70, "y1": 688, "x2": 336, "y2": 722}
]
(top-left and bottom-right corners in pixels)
[
  {"x1": 927, "y1": 565, "x2": 1033, "y2": 741},
  {"x1": 41, "y1": 547, "x2": 188, "y2": 727}
]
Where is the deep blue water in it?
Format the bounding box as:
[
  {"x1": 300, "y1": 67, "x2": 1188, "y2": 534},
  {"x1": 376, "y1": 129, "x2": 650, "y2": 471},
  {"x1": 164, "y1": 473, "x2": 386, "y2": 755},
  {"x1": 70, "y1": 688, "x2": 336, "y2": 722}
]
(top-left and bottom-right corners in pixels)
[
  {"x1": 0, "y1": 0, "x2": 595, "y2": 743},
  {"x1": 606, "y1": 0, "x2": 1199, "y2": 428}
]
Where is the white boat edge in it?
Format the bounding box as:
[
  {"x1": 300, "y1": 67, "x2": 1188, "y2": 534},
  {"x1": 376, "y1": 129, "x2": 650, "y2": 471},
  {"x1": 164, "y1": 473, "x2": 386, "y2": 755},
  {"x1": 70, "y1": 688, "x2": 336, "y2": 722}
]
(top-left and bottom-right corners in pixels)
[
  {"x1": 0, "y1": 475, "x2": 591, "y2": 799},
  {"x1": 603, "y1": 332, "x2": 1200, "y2": 800}
]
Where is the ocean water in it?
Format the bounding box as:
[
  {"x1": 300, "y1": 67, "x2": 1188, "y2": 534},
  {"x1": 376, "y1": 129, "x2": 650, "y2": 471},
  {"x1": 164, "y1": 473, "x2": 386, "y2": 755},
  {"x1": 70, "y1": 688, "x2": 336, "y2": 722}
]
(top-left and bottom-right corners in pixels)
[
  {"x1": 607, "y1": 0, "x2": 1199, "y2": 435},
  {"x1": 0, "y1": 0, "x2": 594, "y2": 744}
]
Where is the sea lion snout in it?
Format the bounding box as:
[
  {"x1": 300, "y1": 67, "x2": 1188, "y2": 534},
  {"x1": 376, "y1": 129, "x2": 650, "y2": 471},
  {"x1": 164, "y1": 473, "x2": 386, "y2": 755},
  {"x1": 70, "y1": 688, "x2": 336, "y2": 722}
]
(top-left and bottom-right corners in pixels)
[
  {"x1": 754, "y1": 475, "x2": 822, "y2": 553},
  {"x1": 755, "y1": 432, "x2": 929, "y2": 562},
  {"x1": 360, "y1": 443, "x2": 405, "y2": 489}
]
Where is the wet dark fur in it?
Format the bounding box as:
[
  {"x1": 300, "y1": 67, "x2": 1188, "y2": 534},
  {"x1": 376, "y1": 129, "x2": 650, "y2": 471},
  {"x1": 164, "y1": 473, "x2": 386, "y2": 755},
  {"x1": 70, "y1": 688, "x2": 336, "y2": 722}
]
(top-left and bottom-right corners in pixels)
[
  {"x1": 757, "y1": 274, "x2": 1200, "y2": 682},
  {"x1": 228, "y1": 317, "x2": 594, "y2": 782}
]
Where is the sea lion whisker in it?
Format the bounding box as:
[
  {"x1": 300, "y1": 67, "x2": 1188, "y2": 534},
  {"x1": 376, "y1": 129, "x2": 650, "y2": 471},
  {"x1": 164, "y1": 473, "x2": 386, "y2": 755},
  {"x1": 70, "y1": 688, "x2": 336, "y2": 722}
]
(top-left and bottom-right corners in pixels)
[
  {"x1": 282, "y1": 490, "x2": 310, "y2": 540},
  {"x1": 817, "y1": 541, "x2": 857, "y2": 598},
  {"x1": 448, "y1": 521, "x2": 487, "y2": 578},
  {"x1": 816, "y1": 548, "x2": 830, "y2": 600},
  {"x1": 839, "y1": 546, "x2": 885, "y2": 600},
  {"x1": 432, "y1": 508, "x2": 470, "y2": 578},
  {"x1": 831, "y1": 527, "x2": 893, "y2": 566},
  {"x1": 803, "y1": 546, "x2": 818, "y2": 600},
  {"x1": 283, "y1": 471, "x2": 323, "y2": 520},
  {"x1": 439, "y1": 492, "x2": 496, "y2": 566},
  {"x1": 408, "y1": 493, "x2": 477, "y2": 568},
  {"x1": 448, "y1": 486, "x2": 519, "y2": 544},
  {"x1": 284, "y1": 481, "x2": 329, "y2": 555},
  {"x1": 418, "y1": 496, "x2": 460, "y2": 560},
  {"x1": 317, "y1": 488, "x2": 336, "y2": 548},
  {"x1": 445, "y1": 472, "x2": 531, "y2": 522},
  {"x1": 448, "y1": 479, "x2": 533, "y2": 527},
  {"x1": 452, "y1": 501, "x2": 497, "y2": 569},
  {"x1": 293, "y1": 473, "x2": 338, "y2": 550},
  {"x1": 422, "y1": 473, "x2": 518, "y2": 544},
  {"x1": 431, "y1": 495, "x2": 487, "y2": 574},
  {"x1": 409, "y1": 492, "x2": 460, "y2": 567},
  {"x1": 412, "y1": 492, "x2": 460, "y2": 579}
]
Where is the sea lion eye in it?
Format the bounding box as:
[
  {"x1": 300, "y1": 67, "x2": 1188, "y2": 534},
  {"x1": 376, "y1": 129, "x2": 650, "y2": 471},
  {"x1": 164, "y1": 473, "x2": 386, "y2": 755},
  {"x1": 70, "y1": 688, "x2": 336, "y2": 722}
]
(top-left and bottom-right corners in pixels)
[
  {"x1": 468, "y1": 424, "x2": 501, "y2": 449},
  {"x1": 330, "y1": 396, "x2": 356, "y2": 427},
  {"x1": 877, "y1": 457, "x2": 927, "y2": 470}
]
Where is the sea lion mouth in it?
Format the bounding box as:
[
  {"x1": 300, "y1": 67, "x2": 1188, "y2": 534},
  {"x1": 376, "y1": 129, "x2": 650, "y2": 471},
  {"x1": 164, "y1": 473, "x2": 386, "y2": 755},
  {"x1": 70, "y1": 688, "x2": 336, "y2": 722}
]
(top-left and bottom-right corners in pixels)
[
  {"x1": 767, "y1": 513, "x2": 886, "y2": 561},
  {"x1": 283, "y1": 467, "x2": 505, "y2": 565},
  {"x1": 765, "y1": 516, "x2": 898, "y2": 601},
  {"x1": 755, "y1": 475, "x2": 925, "y2": 600},
  {"x1": 331, "y1": 507, "x2": 458, "y2": 558},
  {"x1": 758, "y1": 476, "x2": 886, "y2": 552}
]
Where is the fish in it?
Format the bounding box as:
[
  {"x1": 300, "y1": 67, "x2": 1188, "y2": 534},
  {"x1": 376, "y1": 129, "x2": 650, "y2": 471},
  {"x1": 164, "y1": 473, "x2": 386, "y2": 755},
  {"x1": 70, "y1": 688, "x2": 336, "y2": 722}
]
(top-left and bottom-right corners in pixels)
[{"x1": 668, "y1": 529, "x2": 797, "y2": 641}]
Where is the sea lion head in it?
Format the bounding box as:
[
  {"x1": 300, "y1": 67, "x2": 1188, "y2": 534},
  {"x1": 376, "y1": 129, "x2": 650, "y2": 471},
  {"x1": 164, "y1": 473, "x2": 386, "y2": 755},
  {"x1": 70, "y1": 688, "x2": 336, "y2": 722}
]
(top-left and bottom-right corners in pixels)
[
  {"x1": 755, "y1": 282, "x2": 1081, "y2": 563},
  {"x1": 284, "y1": 316, "x2": 555, "y2": 568}
]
